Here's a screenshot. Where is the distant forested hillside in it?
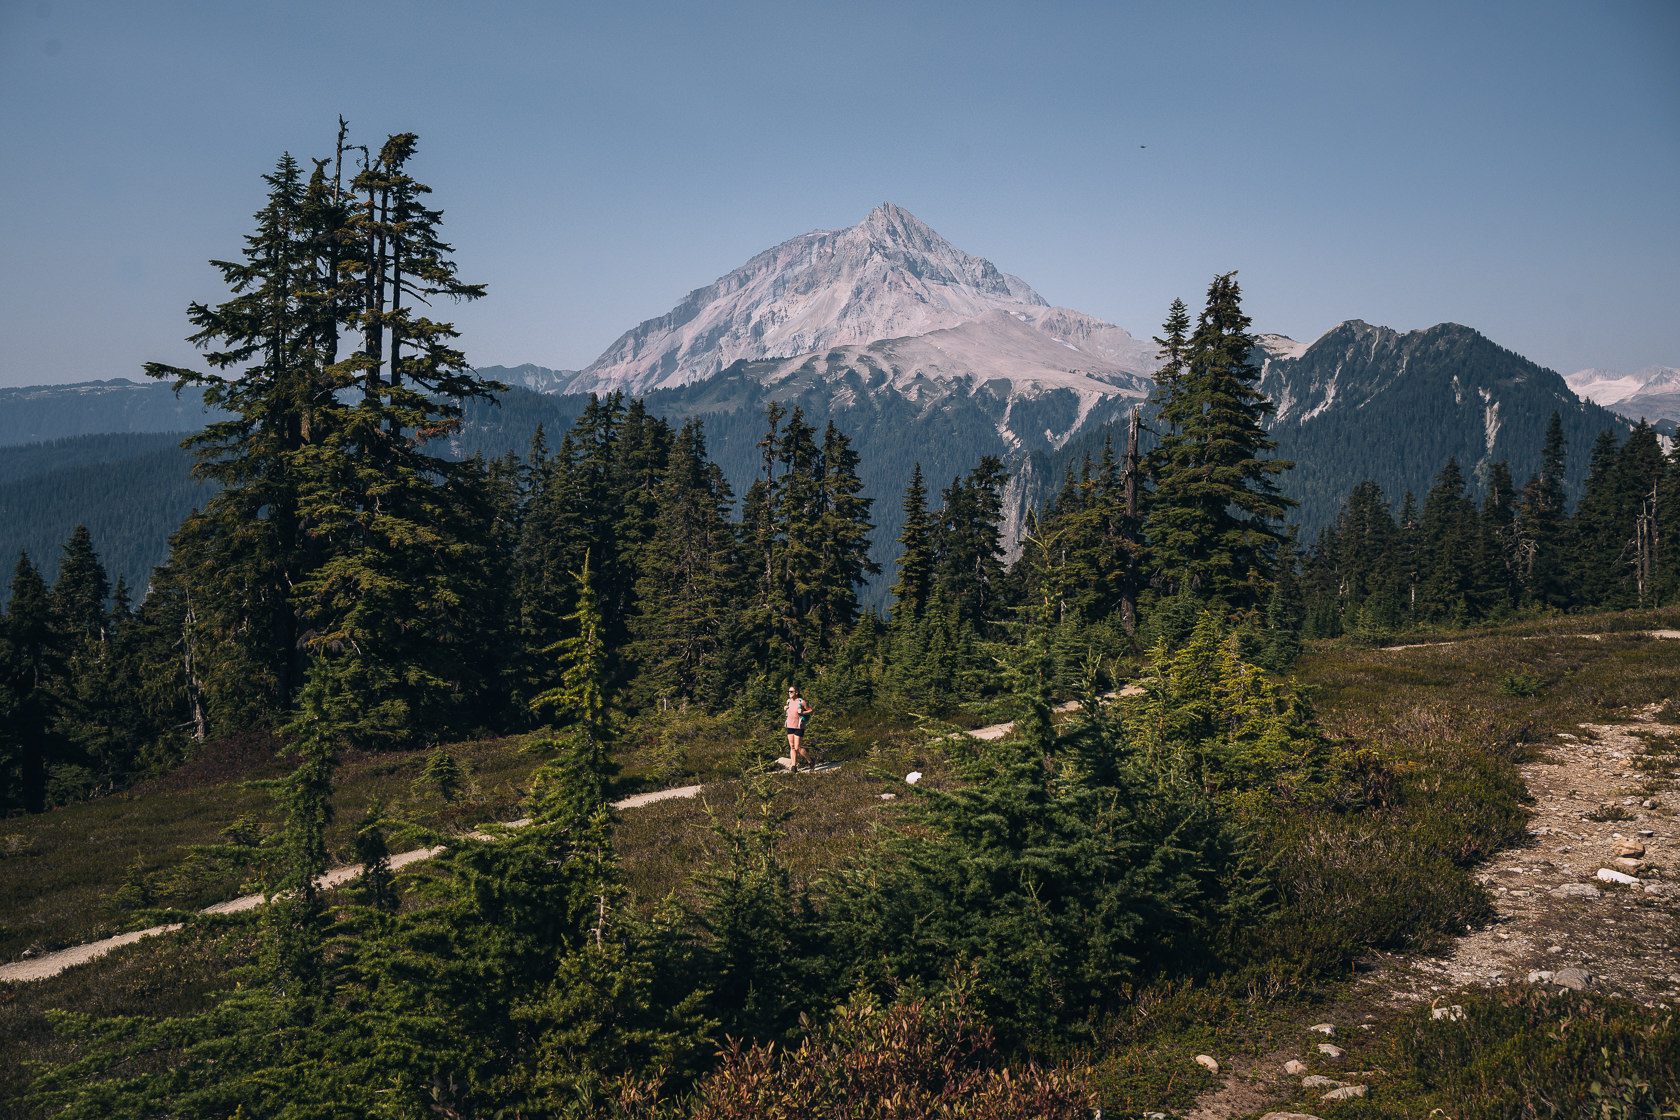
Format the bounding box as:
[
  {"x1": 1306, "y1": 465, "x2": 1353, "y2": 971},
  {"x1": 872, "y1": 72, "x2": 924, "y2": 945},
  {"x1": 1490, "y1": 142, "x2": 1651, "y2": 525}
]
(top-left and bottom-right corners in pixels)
[
  {"x1": 0, "y1": 431, "x2": 187, "y2": 486},
  {"x1": 0, "y1": 437, "x2": 207, "y2": 591},
  {"x1": 454, "y1": 385, "x2": 592, "y2": 461},
  {"x1": 0, "y1": 356, "x2": 1643, "y2": 607},
  {"x1": 1044, "y1": 327, "x2": 1632, "y2": 535},
  {"x1": 0, "y1": 380, "x2": 225, "y2": 444}
]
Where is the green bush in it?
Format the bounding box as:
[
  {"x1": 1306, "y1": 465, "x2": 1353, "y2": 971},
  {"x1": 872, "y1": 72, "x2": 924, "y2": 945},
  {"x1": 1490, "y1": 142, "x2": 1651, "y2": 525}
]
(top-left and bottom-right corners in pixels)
[{"x1": 1499, "y1": 670, "x2": 1548, "y2": 697}]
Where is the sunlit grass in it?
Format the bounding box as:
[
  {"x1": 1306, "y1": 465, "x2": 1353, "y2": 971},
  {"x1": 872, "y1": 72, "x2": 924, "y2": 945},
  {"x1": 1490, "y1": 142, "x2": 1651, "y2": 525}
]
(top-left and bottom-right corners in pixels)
[{"x1": 4, "y1": 607, "x2": 1680, "y2": 1116}]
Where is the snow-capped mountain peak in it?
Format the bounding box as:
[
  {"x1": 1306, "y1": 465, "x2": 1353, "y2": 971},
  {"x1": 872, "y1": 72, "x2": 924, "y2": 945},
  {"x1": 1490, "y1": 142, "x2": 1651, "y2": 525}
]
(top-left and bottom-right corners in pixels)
[
  {"x1": 561, "y1": 204, "x2": 1062, "y2": 395},
  {"x1": 1566, "y1": 365, "x2": 1680, "y2": 423},
  {"x1": 1566, "y1": 368, "x2": 1650, "y2": 407}
]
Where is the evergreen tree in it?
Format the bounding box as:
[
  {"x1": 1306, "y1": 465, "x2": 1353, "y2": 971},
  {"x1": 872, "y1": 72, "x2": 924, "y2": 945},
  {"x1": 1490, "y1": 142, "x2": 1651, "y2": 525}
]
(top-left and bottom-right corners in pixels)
[
  {"x1": 1614, "y1": 423, "x2": 1665, "y2": 607},
  {"x1": 1570, "y1": 430, "x2": 1627, "y2": 608},
  {"x1": 532, "y1": 556, "x2": 617, "y2": 810},
  {"x1": 142, "y1": 127, "x2": 502, "y2": 748},
  {"x1": 50, "y1": 526, "x2": 111, "y2": 643},
  {"x1": 262, "y1": 662, "x2": 340, "y2": 1000},
  {"x1": 290, "y1": 131, "x2": 502, "y2": 747},
  {"x1": 1144, "y1": 274, "x2": 1294, "y2": 611},
  {"x1": 1, "y1": 553, "x2": 62, "y2": 812},
  {"x1": 1415, "y1": 457, "x2": 1488, "y2": 623},
  {"x1": 1481, "y1": 461, "x2": 1521, "y2": 613},
  {"x1": 1396, "y1": 491, "x2": 1422, "y2": 624},
  {"x1": 1516, "y1": 411, "x2": 1571, "y2": 607},
  {"x1": 49, "y1": 527, "x2": 144, "y2": 790},
  {"x1": 144, "y1": 152, "x2": 343, "y2": 723},
  {"x1": 933, "y1": 456, "x2": 1010, "y2": 633},
  {"x1": 1151, "y1": 298, "x2": 1191, "y2": 438},
  {"x1": 808, "y1": 420, "x2": 878, "y2": 652},
  {"x1": 890, "y1": 463, "x2": 935, "y2": 624},
  {"x1": 773, "y1": 408, "x2": 824, "y2": 665},
  {"x1": 1262, "y1": 531, "x2": 1305, "y2": 669},
  {"x1": 630, "y1": 418, "x2": 741, "y2": 706}
]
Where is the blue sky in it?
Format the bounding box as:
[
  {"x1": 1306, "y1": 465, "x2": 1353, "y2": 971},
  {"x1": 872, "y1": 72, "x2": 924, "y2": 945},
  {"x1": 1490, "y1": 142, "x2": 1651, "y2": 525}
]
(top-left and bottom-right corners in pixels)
[{"x1": 2, "y1": 0, "x2": 1676, "y2": 388}]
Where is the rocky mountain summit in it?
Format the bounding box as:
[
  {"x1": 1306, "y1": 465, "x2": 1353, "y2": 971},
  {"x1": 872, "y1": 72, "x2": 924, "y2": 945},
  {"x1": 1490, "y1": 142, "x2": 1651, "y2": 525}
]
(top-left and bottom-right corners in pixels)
[{"x1": 556, "y1": 202, "x2": 1157, "y2": 401}]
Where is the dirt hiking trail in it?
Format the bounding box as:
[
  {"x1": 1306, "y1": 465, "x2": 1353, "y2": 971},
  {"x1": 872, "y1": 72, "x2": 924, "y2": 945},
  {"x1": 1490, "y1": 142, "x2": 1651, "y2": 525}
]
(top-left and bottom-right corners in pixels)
[
  {"x1": 1183, "y1": 637, "x2": 1680, "y2": 1120},
  {"x1": 2, "y1": 690, "x2": 1143, "y2": 984}
]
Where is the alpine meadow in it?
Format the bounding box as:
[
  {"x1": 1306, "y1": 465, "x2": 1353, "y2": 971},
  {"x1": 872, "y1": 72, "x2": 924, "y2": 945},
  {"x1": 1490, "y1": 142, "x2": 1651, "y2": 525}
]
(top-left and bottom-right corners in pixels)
[{"x1": 3, "y1": 120, "x2": 1678, "y2": 1120}]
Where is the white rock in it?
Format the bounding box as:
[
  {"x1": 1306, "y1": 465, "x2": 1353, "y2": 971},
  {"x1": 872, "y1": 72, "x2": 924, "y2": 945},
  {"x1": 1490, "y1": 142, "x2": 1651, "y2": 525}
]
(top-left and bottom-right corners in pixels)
[
  {"x1": 1260, "y1": 1113, "x2": 1327, "y2": 1120},
  {"x1": 1550, "y1": 883, "x2": 1601, "y2": 899},
  {"x1": 905, "y1": 771, "x2": 922, "y2": 785},
  {"x1": 1283, "y1": 1059, "x2": 1307, "y2": 1075},
  {"x1": 1322, "y1": 1085, "x2": 1368, "y2": 1101},
  {"x1": 1194, "y1": 1054, "x2": 1219, "y2": 1073},
  {"x1": 1317, "y1": 1042, "x2": 1344, "y2": 1057},
  {"x1": 1528, "y1": 970, "x2": 1554, "y2": 983},
  {"x1": 1597, "y1": 867, "x2": 1641, "y2": 885},
  {"x1": 1309, "y1": 1022, "x2": 1335, "y2": 1035},
  {"x1": 878, "y1": 793, "x2": 896, "y2": 800},
  {"x1": 1301, "y1": 1075, "x2": 1345, "y2": 1089},
  {"x1": 1431, "y1": 1005, "x2": 1465, "y2": 1021}
]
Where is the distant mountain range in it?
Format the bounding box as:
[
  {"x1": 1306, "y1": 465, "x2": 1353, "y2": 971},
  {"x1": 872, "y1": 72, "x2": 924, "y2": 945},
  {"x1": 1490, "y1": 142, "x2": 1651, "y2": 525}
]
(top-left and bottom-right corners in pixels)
[
  {"x1": 1566, "y1": 365, "x2": 1680, "y2": 425},
  {"x1": 0, "y1": 379, "x2": 227, "y2": 445},
  {"x1": 1252, "y1": 320, "x2": 1630, "y2": 529},
  {"x1": 2, "y1": 203, "x2": 1667, "y2": 597}
]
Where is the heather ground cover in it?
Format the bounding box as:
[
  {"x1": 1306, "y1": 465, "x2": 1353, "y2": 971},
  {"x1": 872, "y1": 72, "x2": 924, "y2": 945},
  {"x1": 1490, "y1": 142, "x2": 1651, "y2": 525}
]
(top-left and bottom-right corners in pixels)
[{"x1": 3, "y1": 609, "x2": 1679, "y2": 1117}]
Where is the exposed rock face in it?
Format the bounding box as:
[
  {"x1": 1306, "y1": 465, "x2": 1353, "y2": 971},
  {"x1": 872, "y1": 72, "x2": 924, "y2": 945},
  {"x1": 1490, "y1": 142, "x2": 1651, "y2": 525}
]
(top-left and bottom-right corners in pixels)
[{"x1": 566, "y1": 203, "x2": 1157, "y2": 396}]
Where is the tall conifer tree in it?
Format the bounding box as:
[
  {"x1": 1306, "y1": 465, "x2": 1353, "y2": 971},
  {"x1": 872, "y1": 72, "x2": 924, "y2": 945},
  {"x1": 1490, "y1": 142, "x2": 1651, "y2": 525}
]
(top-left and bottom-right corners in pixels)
[
  {"x1": 891, "y1": 464, "x2": 935, "y2": 623},
  {"x1": 1144, "y1": 274, "x2": 1294, "y2": 610}
]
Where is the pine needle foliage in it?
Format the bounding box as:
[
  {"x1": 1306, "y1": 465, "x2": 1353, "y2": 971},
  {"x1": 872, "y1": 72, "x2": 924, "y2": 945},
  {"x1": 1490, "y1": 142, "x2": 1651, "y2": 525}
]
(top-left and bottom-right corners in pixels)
[
  {"x1": 1145, "y1": 273, "x2": 1294, "y2": 611},
  {"x1": 830, "y1": 541, "x2": 1270, "y2": 1048}
]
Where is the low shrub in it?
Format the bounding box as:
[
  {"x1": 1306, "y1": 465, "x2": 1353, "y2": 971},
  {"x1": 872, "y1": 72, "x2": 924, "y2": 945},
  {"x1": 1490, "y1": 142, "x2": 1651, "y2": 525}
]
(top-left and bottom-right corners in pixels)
[
  {"x1": 1376, "y1": 986, "x2": 1680, "y2": 1120},
  {"x1": 1499, "y1": 670, "x2": 1548, "y2": 697},
  {"x1": 627, "y1": 991, "x2": 1096, "y2": 1120}
]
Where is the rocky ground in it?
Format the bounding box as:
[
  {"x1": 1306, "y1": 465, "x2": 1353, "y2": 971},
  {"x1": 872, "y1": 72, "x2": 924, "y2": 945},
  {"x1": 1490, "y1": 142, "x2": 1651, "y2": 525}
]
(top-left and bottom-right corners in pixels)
[
  {"x1": 1188, "y1": 700, "x2": 1680, "y2": 1120},
  {"x1": 1373, "y1": 701, "x2": 1678, "y2": 1007}
]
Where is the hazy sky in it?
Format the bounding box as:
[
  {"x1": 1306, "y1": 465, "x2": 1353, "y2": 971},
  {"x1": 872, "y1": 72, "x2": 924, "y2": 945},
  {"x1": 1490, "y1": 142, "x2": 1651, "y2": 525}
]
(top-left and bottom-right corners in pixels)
[{"x1": 2, "y1": 0, "x2": 1676, "y2": 388}]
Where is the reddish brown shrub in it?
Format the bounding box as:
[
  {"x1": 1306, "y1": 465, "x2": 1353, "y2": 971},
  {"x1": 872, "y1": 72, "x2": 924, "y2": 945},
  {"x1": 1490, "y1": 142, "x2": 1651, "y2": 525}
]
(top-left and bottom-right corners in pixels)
[{"x1": 654, "y1": 993, "x2": 1094, "y2": 1120}]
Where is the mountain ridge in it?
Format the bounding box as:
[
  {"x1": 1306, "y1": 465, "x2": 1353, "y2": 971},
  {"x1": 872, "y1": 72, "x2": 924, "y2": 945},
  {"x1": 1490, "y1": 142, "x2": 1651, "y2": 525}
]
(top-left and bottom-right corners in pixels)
[
  {"x1": 1566, "y1": 364, "x2": 1680, "y2": 424},
  {"x1": 562, "y1": 202, "x2": 1114, "y2": 395}
]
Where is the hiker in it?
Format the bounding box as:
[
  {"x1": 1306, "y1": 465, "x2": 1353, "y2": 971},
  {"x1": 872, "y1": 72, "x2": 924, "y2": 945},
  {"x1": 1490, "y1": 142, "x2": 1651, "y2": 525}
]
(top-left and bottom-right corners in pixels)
[{"x1": 785, "y1": 686, "x2": 814, "y2": 771}]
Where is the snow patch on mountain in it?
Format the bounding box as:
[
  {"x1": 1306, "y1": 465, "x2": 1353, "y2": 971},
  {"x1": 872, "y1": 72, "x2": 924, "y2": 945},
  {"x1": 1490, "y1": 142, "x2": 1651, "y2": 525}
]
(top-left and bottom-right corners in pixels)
[
  {"x1": 1301, "y1": 372, "x2": 1338, "y2": 422},
  {"x1": 1479, "y1": 388, "x2": 1500, "y2": 455},
  {"x1": 486, "y1": 364, "x2": 581, "y2": 394},
  {"x1": 1255, "y1": 333, "x2": 1310, "y2": 362}
]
